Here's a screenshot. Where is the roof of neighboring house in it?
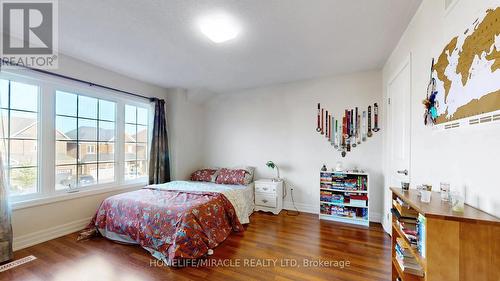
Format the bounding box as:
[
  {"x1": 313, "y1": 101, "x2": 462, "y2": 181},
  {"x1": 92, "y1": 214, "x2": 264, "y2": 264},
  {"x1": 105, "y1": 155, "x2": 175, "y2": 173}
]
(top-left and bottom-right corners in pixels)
[
  {"x1": 2, "y1": 116, "x2": 72, "y2": 140},
  {"x1": 4, "y1": 117, "x2": 144, "y2": 142},
  {"x1": 134, "y1": 128, "x2": 148, "y2": 143},
  {"x1": 66, "y1": 126, "x2": 115, "y2": 142},
  {"x1": 2, "y1": 116, "x2": 37, "y2": 138}
]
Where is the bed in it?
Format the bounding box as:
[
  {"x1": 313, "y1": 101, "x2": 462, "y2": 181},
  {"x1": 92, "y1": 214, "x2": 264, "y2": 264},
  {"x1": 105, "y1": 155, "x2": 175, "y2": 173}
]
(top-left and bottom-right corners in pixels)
[{"x1": 87, "y1": 180, "x2": 254, "y2": 265}]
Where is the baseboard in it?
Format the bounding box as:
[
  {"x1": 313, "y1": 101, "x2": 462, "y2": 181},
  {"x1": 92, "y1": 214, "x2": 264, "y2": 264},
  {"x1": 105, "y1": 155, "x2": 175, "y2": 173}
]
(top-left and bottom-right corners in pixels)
[
  {"x1": 283, "y1": 201, "x2": 318, "y2": 214},
  {"x1": 13, "y1": 217, "x2": 91, "y2": 251},
  {"x1": 283, "y1": 201, "x2": 382, "y2": 223}
]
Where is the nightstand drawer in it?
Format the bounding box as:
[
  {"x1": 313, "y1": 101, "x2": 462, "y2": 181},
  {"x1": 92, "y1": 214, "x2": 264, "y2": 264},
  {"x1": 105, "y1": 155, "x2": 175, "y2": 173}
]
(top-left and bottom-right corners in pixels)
[
  {"x1": 255, "y1": 184, "x2": 276, "y2": 193},
  {"x1": 255, "y1": 193, "x2": 277, "y2": 208}
]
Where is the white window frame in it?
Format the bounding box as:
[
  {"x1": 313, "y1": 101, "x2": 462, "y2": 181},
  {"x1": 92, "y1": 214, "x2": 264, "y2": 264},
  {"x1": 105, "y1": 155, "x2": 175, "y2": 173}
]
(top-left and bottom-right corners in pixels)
[
  {"x1": 124, "y1": 104, "x2": 150, "y2": 181},
  {"x1": 0, "y1": 72, "x2": 42, "y2": 201},
  {"x1": 1, "y1": 68, "x2": 153, "y2": 209},
  {"x1": 54, "y1": 90, "x2": 118, "y2": 190},
  {"x1": 86, "y1": 144, "x2": 96, "y2": 154}
]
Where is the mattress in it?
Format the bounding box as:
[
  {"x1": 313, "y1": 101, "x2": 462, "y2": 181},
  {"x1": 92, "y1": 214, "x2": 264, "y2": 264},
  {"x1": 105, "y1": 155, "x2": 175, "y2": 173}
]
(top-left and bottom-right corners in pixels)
[{"x1": 152, "y1": 180, "x2": 255, "y2": 224}]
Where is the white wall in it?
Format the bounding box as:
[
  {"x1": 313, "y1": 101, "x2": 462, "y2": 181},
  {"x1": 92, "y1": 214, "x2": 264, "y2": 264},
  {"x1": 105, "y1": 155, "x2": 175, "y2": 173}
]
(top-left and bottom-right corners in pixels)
[
  {"x1": 382, "y1": 0, "x2": 500, "y2": 230},
  {"x1": 166, "y1": 88, "x2": 206, "y2": 180},
  {"x1": 11, "y1": 54, "x2": 204, "y2": 249},
  {"x1": 202, "y1": 71, "x2": 384, "y2": 220}
]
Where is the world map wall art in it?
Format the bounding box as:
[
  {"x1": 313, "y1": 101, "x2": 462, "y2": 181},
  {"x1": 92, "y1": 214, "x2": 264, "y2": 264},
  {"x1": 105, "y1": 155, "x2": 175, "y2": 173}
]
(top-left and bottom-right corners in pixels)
[{"x1": 431, "y1": 7, "x2": 500, "y2": 124}]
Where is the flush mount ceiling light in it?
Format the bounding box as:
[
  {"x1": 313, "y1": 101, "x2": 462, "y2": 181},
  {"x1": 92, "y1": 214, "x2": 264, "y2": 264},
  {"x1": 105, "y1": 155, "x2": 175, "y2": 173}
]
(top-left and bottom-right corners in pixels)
[{"x1": 198, "y1": 12, "x2": 240, "y2": 43}]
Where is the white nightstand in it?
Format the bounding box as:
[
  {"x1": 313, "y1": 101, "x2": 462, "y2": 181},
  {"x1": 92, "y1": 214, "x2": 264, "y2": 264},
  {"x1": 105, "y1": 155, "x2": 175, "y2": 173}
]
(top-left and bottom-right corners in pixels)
[{"x1": 254, "y1": 179, "x2": 283, "y2": 215}]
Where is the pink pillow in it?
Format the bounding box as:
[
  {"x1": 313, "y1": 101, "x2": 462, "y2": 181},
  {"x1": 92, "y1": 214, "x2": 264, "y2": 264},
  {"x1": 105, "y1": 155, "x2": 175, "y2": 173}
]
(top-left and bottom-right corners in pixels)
[
  {"x1": 215, "y1": 168, "x2": 247, "y2": 185},
  {"x1": 190, "y1": 169, "x2": 218, "y2": 182}
]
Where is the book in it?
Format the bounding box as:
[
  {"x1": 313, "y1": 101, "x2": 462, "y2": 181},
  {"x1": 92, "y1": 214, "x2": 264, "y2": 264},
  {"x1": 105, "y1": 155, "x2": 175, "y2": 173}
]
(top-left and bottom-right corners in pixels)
[
  {"x1": 400, "y1": 221, "x2": 417, "y2": 231},
  {"x1": 395, "y1": 255, "x2": 424, "y2": 277},
  {"x1": 417, "y1": 213, "x2": 426, "y2": 258},
  {"x1": 393, "y1": 200, "x2": 418, "y2": 218},
  {"x1": 391, "y1": 208, "x2": 418, "y2": 222}
]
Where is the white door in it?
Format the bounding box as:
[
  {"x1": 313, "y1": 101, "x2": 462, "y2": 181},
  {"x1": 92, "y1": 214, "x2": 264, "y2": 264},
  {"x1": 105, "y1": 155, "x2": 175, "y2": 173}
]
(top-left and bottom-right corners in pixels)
[{"x1": 384, "y1": 56, "x2": 411, "y2": 233}]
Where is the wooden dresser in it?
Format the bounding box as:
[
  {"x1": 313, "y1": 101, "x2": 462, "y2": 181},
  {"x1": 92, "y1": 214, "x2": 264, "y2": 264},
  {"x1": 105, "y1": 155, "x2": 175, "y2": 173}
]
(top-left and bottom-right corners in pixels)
[{"x1": 390, "y1": 187, "x2": 500, "y2": 281}]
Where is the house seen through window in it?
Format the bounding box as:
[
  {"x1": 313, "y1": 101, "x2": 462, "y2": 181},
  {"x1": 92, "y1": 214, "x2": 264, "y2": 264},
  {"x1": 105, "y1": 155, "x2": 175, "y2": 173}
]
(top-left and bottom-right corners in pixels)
[
  {"x1": 56, "y1": 91, "x2": 116, "y2": 189},
  {"x1": 125, "y1": 105, "x2": 148, "y2": 180},
  {"x1": 0, "y1": 79, "x2": 39, "y2": 196}
]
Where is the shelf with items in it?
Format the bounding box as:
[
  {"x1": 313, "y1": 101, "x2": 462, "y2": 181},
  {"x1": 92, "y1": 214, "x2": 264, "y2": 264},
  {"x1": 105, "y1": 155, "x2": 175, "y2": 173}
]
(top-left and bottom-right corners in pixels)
[
  {"x1": 319, "y1": 214, "x2": 368, "y2": 226},
  {"x1": 320, "y1": 204, "x2": 368, "y2": 216},
  {"x1": 392, "y1": 222, "x2": 426, "y2": 270},
  {"x1": 391, "y1": 197, "x2": 425, "y2": 280},
  {"x1": 320, "y1": 187, "x2": 368, "y2": 194},
  {"x1": 319, "y1": 171, "x2": 369, "y2": 226},
  {"x1": 320, "y1": 201, "x2": 368, "y2": 208},
  {"x1": 320, "y1": 172, "x2": 368, "y2": 191},
  {"x1": 390, "y1": 187, "x2": 500, "y2": 281},
  {"x1": 392, "y1": 258, "x2": 421, "y2": 281}
]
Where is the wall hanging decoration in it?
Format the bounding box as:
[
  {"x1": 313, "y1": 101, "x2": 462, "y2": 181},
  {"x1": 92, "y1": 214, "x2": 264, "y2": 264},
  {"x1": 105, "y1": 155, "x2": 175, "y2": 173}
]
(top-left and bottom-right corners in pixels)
[
  {"x1": 373, "y1": 103, "x2": 380, "y2": 132},
  {"x1": 321, "y1": 108, "x2": 324, "y2": 134},
  {"x1": 315, "y1": 103, "x2": 380, "y2": 157},
  {"x1": 367, "y1": 106, "x2": 373, "y2": 137},
  {"x1": 423, "y1": 59, "x2": 439, "y2": 125},
  {"x1": 362, "y1": 111, "x2": 367, "y2": 141},
  {"x1": 356, "y1": 107, "x2": 361, "y2": 145},
  {"x1": 428, "y1": 7, "x2": 500, "y2": 125},
  {"x1": 330, "y1": 115, "x2": 335, "y2": 146},
  {"x1": 316, "y1": 103, "x2": 321, "y2": 132},
  {"x1": 325, "y1": 110, "x2": 329, "y2": 139}
]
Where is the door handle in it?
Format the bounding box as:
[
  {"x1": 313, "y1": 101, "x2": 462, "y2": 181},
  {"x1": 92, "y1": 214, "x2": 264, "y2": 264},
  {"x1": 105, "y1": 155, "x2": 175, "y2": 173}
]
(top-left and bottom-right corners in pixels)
[{"x1": 397, "y1": 169, "x2": 408, "y2": 176}]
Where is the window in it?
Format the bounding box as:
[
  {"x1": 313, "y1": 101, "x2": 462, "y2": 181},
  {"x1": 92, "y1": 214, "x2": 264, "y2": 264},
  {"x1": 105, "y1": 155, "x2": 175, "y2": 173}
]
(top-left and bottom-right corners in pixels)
[
  {"x1": 0, "y1": 69, "x2": 152, "y2": 203},
  {"x1": 124, "y1": 105, "x2": 148, "y2": 180},
  {"x1": 86, "y1": 145, "x2": 96, "y2": 154},
  {"x1": 0, "y1": 79, "x2": 39, "y2": 196},
  {"x1": 55, "y1": 91, "x2": 116, "y2": 189}
]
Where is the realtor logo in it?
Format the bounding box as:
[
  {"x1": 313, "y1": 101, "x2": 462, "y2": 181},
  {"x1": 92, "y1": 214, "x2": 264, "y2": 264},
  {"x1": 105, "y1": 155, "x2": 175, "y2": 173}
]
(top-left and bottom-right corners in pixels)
[{"x1": 0, "y1": 0, "x2": 58, "y2": 68}]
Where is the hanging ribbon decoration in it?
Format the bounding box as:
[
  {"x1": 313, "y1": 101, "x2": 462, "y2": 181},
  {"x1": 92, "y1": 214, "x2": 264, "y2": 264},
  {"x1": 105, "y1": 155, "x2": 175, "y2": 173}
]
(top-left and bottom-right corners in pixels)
[
  {"x1": 315, "y1": 103, "x2": 380, "y2": 157},
  {"x1": 316, "y1": 103, "x2": 321, "y2": 132},
  {"x1": 362, "y1": 110, "x2": 367, "y2": 142},
  {"x1": 423, "y1": 59, "x2": 439, "y2": 125},
  {"x1": 325, "y1": 110, "x2": 329, "y2": 139},
  {"x1": 367, "y1": 106, "x2": 373, "y2": 138},
  {"x1": 373, "y1": 103, "x2": 380, "y2": 132},
  {"x1": 321, "y1": 108, "x2": 324, "y2": 135}
]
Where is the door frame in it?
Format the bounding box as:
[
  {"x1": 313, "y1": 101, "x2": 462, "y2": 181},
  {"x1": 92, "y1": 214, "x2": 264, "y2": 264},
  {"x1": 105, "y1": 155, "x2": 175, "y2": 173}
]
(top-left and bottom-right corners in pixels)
[{"x1": 383, "y1": 53, "x2": 412, "y2": 233}]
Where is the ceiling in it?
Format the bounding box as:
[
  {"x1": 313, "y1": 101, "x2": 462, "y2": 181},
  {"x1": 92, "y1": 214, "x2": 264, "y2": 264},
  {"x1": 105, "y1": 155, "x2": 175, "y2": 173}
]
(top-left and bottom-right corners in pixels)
[{"x1": 59, "y1": 0, "x2": 422, "y2": 93}]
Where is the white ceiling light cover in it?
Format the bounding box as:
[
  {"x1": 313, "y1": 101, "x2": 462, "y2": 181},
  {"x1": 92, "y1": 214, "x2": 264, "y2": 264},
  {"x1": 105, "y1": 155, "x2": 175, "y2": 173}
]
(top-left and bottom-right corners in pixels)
[{"x1": 198, "y1": 12, "x2": 241, "y2": 43}]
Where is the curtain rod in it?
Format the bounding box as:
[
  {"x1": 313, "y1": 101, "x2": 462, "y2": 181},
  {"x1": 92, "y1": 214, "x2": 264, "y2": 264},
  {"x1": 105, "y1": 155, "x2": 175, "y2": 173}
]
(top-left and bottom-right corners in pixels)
[{"x1": 0, "y1": 61, "x2": 154, "y2": 101}]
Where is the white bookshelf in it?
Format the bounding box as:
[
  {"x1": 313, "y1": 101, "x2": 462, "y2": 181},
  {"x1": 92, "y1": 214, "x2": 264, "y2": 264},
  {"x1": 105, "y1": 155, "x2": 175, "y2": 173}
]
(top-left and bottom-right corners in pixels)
[{"x1": 319, "y1": 171, "x2": 369, "y2": 227}]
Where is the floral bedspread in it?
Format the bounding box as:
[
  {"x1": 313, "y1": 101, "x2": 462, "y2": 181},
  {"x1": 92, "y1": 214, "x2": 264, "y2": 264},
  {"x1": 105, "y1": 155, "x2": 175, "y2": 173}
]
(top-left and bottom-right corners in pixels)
[{"x1": 89, "y1": 188, "x2": 243, "y2": 264}]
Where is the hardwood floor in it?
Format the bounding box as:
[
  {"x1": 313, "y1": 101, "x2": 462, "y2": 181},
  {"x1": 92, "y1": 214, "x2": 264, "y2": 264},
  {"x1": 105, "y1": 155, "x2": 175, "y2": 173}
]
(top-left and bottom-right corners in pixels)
[{"x1": 1, "y1": 212, "x2": 391, "y2": 281}]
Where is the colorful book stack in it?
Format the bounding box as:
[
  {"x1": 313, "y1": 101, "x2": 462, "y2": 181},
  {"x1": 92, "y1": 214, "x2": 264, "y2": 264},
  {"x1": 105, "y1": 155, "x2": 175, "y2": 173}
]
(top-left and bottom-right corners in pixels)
[
  {"x1": 320, "y1": 190, "x2": 332, "y2": 202},
  {"x1": 319, "y1": 171, "x2": 369, "y2": 226},
  {"x1": 391, "y1": 200, "x2": 419, "y2": 248},
  {"x1": 320, "y1": 172, "x2": 333, "y2": 183},
  {"x1": 417, "y1": 213, "x2": 426, "y2": 258},
  {"x1": 395, "y1": 238, "x2": 424, "y2": 277},
  {"x1": 330, "y1": 194, "x2": 344, "y2": 204}
]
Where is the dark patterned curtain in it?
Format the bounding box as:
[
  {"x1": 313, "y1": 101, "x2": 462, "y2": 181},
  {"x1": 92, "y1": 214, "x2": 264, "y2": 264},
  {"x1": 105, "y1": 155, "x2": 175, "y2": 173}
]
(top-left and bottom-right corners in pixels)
[{"x1": 149, "y1": 98, "x2": 170, "y2": 184}]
